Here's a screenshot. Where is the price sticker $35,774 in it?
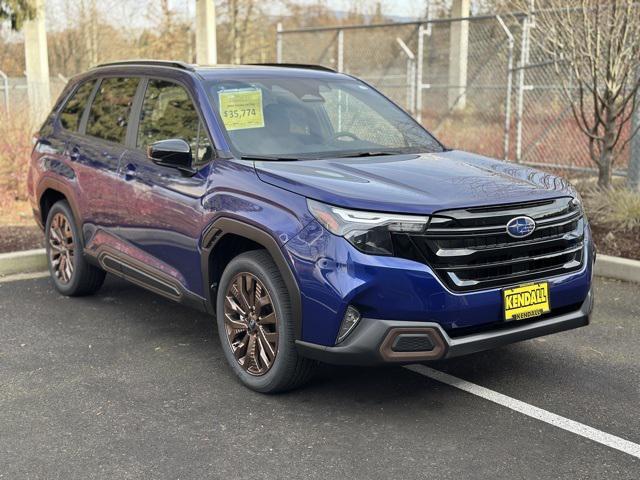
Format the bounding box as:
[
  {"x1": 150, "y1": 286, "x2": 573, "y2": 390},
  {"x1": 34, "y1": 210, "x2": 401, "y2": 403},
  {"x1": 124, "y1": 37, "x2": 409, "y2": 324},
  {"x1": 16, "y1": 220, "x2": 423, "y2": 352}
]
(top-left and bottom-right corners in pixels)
[{"x1": 218, "y1": 89, "x2": 265, "y2": 131}]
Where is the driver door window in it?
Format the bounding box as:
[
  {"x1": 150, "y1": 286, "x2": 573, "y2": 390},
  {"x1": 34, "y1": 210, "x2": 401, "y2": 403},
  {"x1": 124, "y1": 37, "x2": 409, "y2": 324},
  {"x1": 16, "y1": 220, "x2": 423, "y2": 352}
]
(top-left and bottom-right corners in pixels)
[{"x1": 137, "y1": 79, "x2": 212, "y2": 166}]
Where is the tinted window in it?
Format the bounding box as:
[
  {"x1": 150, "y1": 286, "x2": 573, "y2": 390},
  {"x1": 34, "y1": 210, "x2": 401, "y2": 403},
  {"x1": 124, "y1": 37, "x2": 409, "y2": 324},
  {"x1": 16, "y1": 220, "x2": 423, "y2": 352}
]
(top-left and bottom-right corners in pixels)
[
  {"x1": 59, "y1": 80, "x2": 95, "y2": 131},
  {"x1": 86, "y1": 77, "x2": 139, "y2": 144},
  {"x1": 137, "y1": 80, "x2": 212, "y2": 165}
]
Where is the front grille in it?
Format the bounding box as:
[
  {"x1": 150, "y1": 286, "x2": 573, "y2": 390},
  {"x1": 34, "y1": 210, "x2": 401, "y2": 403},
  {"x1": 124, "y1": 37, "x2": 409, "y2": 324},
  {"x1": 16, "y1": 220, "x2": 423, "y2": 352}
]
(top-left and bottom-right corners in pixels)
[{"x1": 391, "y1": 197, "x2": 585, "y2": 292}]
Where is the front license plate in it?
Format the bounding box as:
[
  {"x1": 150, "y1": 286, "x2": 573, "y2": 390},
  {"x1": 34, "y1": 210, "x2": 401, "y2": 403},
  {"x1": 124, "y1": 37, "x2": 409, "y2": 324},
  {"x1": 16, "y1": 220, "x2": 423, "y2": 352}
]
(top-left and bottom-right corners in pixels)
[{"x1": 503, "y1": 282, "x2": 550, "y2": 321}]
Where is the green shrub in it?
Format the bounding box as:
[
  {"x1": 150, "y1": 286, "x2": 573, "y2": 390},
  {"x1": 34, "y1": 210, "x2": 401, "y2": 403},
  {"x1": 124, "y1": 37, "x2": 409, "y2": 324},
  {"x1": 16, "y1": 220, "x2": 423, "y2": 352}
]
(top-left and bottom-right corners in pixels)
[{"x1": 585, "y1": 188, "x2": 640, "y2": 232}]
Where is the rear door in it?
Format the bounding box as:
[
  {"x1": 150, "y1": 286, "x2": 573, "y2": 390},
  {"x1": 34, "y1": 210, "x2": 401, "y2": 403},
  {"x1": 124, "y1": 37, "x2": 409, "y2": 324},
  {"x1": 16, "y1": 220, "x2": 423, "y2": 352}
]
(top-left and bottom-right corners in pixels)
[
  {"x1": 117, "y1": 77, "x2": 213, "y2": 295},
  {"x1": 50, "y1": 78, "x2": 97, "y2": 216},
  {"x1": 72, "y1": 76, "x2": 140, "y2": 239}
]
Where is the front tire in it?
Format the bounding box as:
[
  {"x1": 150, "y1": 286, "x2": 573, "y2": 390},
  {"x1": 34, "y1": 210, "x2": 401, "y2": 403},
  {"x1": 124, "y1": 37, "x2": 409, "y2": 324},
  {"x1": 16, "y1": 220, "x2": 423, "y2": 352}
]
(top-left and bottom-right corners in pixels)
[
  {"x1": 216, "y1": 250, "x2": 316, "y2": 393},
  {"x1": 45, "y1": 200, "x2": 105, "y2": 296}
]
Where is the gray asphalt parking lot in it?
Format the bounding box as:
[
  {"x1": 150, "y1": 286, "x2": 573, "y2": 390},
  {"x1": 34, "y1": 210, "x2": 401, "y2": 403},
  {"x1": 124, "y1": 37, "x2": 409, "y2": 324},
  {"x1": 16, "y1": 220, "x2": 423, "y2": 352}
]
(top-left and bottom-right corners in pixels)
[{"x1": 1, "y1": 274, "x2": 639, "y2": 479}]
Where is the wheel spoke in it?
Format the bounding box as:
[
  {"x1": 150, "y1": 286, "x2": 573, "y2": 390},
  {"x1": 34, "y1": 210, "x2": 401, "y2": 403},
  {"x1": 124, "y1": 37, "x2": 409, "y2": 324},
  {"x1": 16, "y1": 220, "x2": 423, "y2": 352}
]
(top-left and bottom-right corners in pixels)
[
  {"x1": 255, "y1": 295, "x2": 271, "y2": 315},
  {"x1": 258, "y1": 312, "x2": 276, "y2": 325},
  {"x1": 225, "y1": 295, "x2": 246, "y2": 316},
  {"x1": 55, "y1": 227, "x2": 65, "y2": 245},
  {"x1": 237, "y1": 277, "x2": 251, "y2": 312},
  {"x1": 49, "y1": 238, "x2": 64, "y2": 252},
  {"x1": 257, "y1": 326, "x2": 277, "y2": 361},
  {"x1": 58, "y1": 256, "x2": 67, "y2": 282},
  {"x1": 224, "y1": 312, "x2": 247, "y2": 331},
  {"x1": 232, "y1": 334, "x2": 249, "y2": 361},
  {"x1": 243, "y1": 334, "x2": 256, "y2": 371},
  {"x1": 256, "y1": 337, "x2": 270, "y2": 368},
  {"x1": 246, "y1": 275, "x2": 257, "y2": 308},
  {"x1": 258, "y1": 326, "x2": 278, "y2": 344},
  {"x1": 49, "y1": 227, "x2": 62, "y2": 244}
]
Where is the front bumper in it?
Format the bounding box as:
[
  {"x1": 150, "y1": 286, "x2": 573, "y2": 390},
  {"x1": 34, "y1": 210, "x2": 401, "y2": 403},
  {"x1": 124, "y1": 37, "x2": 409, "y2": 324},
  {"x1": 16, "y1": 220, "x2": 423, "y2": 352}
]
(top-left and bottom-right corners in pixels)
[
  {"x1": 296, "y1": 288, "x2": 593, "y2": 366},
  {"x1": 286, "y1": 220, "x2": 594, "y2": 346}
]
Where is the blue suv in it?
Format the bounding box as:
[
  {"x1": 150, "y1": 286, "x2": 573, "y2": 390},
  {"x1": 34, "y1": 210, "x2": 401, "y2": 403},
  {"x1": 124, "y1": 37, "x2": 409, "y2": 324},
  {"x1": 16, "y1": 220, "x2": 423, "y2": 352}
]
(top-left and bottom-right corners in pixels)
[{"x1": 29, "y1": 61, "x2": 594, "y2": 392}]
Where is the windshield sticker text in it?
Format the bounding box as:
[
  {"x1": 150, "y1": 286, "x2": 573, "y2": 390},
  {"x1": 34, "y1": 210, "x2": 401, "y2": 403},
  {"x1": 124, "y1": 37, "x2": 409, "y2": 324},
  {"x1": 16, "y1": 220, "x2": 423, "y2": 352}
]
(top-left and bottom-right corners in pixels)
[{"x1": 218, "y1": 89, "x2": 264, "y2": 131}]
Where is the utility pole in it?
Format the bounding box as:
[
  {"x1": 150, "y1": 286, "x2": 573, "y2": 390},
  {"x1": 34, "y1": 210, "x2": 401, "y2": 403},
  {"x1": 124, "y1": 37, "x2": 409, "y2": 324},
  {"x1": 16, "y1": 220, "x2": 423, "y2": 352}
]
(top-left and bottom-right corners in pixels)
[
  {"x1": 196, "y1": 0, "x2": 217, "y2": 65},
  {"x1": 629, "y1": 71, "x2": 640, "y2": 191},
  {"x1": 448, "y1": 0, "x2": 470, "y2": 111},
  {"x1": 23, "y1": 0, "x2": 51, "y2": 124}
]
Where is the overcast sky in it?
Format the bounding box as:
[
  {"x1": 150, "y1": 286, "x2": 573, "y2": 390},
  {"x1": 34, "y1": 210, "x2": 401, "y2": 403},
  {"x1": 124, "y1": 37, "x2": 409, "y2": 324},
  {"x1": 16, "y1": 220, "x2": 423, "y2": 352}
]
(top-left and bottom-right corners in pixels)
[
  {"x1": 158, "y1": 0, "x2": 427, "y2": 21},
  {"x1": 301, "y1": 0, "x2": 426, "y2": 18},
  {"x1": 1, "y1": 0, "x2": 428, "y2": 37}
]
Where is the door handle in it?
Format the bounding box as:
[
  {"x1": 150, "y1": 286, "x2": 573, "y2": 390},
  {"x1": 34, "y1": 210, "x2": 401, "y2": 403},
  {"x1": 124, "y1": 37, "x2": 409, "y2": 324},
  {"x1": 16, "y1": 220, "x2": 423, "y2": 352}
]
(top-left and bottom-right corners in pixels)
[
  {"x1": 124, "y1": 163, "x2": 138, "y2": 181},
  {"x1": 68, "y1": 146, "x2": 80, "y2": 162}
]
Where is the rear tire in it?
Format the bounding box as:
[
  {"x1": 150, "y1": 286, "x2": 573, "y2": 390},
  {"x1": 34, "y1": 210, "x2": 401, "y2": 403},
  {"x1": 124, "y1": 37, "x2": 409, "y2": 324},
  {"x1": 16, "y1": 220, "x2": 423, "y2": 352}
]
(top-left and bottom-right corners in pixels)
[
  {"x1": 216, "y1": 250, "x2": 316, "y2": 393},
  {"x1": 45, "y1": 200, "x2": 106, "y2": 296}
]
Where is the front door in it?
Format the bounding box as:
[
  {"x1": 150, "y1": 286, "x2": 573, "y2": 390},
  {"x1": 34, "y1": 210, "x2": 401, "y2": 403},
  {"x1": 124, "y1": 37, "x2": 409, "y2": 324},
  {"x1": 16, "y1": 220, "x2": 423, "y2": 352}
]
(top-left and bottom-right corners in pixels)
[{"x1": 117, "y1": 78, "x2": 214, "y2": 296}]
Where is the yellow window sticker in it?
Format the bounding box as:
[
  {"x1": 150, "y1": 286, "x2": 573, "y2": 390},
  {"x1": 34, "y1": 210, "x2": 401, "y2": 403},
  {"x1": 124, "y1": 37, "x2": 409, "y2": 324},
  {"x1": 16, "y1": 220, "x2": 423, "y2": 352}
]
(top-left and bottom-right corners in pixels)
[{"x1": 218, "y1": 88, "x2": 264, "y2": 131}]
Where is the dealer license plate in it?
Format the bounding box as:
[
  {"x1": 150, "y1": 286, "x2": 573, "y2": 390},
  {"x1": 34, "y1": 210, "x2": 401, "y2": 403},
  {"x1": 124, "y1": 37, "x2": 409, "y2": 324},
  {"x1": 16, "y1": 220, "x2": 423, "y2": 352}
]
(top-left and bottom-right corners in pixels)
[{"x1": 503, "y1": 282, "x2": 550, "y2": 321}]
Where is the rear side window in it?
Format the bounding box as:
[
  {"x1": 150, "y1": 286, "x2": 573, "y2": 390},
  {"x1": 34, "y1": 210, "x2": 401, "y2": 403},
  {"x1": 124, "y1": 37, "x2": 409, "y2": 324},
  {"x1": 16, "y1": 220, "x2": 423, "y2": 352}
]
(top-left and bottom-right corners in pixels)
[
  {"x1": 137, "y1": 79, "x2": 212, "y2": 165},
  {"x1": 86, "y1": 77, "x2": 139, "y2": 144},
  {"x1": 59, "y1": 80, "x2": 95, "y2": 131}
]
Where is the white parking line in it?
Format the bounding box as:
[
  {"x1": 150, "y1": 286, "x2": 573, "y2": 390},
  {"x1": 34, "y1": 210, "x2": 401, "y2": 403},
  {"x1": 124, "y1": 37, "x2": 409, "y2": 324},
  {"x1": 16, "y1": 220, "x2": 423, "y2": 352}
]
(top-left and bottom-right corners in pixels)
[
  {"x1": 0, "y1": 271, "x2": 49, "y2": 284},
  {"x1": 405, "y1": 364, "x2": 640, "y2": 460}
]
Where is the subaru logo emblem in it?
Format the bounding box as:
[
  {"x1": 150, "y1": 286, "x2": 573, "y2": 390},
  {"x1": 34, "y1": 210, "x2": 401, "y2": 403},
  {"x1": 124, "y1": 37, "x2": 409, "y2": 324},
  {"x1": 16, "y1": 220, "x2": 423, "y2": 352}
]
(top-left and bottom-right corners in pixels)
[{"x1": 506, "y1": 216, "x2": 536, "y2": 238}]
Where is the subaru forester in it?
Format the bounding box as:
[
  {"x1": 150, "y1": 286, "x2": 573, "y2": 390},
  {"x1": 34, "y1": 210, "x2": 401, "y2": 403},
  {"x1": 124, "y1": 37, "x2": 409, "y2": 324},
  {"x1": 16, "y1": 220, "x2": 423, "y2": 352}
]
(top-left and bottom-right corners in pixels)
[{"x1": 28, "y1": 61, "x2": 594, "y2": 392}]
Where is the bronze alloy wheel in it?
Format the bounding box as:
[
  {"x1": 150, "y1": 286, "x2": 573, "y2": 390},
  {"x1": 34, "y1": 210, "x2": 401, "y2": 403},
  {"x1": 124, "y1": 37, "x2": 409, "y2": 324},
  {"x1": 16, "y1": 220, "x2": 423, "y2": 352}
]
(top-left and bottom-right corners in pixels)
[
  {"x1": 223, "y1": 272, "x2": 279, "y2": 376},
  {"x1": 48, "y1": 212, "x2": 75, "y2": 284}
]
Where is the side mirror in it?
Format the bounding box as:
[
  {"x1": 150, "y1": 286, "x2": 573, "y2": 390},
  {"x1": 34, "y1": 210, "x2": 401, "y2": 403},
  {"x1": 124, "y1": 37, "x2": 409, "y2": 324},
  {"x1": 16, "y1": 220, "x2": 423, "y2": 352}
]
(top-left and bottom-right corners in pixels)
[{"x1": 147, "y1": 139, "x2": 194, "y2": 174}]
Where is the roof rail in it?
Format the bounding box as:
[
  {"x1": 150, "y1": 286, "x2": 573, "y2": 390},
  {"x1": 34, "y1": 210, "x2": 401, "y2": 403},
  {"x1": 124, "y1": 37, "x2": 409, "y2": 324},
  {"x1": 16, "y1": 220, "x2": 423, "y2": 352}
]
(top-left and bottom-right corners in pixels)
[
  {"x1": 93, "y1": 60, "x2": 195, "y2": 71},
  {"x1": 247, "y1": 63, "x2": 336, "y2": 73}
]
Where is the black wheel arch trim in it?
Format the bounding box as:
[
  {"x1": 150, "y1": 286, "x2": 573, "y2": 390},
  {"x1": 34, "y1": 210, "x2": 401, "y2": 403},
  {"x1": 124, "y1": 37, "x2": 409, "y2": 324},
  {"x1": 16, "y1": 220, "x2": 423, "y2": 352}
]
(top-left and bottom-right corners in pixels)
[
  {"x1": 201, "y1": 216, "x2": 303, "y2": 340},
  {"x1": 36, "y1": 178, "x2": 82, "y2": 232}
]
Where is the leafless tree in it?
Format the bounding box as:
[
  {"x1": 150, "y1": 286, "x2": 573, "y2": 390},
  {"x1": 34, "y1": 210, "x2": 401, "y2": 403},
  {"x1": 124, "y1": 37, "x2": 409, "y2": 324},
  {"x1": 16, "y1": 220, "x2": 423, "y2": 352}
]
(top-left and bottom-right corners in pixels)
[
  {"x1": 0, "y1": 0, "x2": 34, "y2": 30},
  {"x1": 216, "y1": 0, "x2": 264, "y2": 64},
  {"x1": 521, "y1": 0, "x2": 640, "y2": 188}
]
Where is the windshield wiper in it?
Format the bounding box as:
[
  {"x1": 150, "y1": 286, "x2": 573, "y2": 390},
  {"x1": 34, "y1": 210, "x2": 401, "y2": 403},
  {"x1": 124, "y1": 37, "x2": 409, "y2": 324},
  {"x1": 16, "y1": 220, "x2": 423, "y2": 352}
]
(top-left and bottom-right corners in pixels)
[
  {"x1": 332, "y1": 151, "x2": 401, "y2": 159},
  {"x1": 240, "y1": 155, "x2": 299, "y2": 161},
  {"x1": 241, "y1": 151, "x2": 402, "y2": 161}
]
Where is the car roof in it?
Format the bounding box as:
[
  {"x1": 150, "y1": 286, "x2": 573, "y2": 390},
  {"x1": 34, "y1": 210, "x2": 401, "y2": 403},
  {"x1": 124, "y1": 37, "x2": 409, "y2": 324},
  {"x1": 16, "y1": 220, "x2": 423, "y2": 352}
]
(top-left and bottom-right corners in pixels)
[
  {"x1": 90, "y1": 61, "x2": 345, "y2": 80},
  {"x1": 196, "y1": 65, "x2": 349, "y2": 81}
]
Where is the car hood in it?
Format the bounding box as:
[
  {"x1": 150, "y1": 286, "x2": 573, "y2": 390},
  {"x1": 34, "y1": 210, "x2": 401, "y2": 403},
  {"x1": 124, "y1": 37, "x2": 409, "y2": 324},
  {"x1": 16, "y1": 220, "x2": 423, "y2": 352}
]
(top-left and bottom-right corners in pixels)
[{"x1": 254, "y1": 150, "x2": 576, "y2": 214}]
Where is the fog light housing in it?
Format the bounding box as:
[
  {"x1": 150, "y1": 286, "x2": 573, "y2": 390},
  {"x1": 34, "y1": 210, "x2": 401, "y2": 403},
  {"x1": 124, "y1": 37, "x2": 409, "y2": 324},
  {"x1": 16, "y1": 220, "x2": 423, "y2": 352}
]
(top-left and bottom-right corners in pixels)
[{"x1": 336, "y1": 305, "x2": 361, "y2": 344}]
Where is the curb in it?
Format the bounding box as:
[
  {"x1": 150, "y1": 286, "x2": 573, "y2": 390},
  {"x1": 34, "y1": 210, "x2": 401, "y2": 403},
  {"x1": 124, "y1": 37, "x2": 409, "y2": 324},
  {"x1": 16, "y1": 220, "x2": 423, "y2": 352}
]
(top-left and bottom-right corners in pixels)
[
  {"x1": 594, "y1": 254, "x2": 640, "y2": 284},
  {"x1": 0, "y1": 249, "x2": 48, "y2": 277},
  {"x1": 0, "y1": 249, "x2": 639, "y2": 284}
]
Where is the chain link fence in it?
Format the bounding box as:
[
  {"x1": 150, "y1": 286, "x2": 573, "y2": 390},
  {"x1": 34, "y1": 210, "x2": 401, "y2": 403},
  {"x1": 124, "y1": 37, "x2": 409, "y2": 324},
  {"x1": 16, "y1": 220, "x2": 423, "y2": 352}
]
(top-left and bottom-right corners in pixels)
[
  {"x1": 0, "y1": 75, "x2": 67, "y2": 116},
  {"x1": 277, "y1": 11, "x2": 636, "y2": 179},
  {"x1": 1, "y1": 11, "x2": 636, "y2": 182},
  {"x1": 277, "y1": 22, "x2": 421, "y2": 117}
]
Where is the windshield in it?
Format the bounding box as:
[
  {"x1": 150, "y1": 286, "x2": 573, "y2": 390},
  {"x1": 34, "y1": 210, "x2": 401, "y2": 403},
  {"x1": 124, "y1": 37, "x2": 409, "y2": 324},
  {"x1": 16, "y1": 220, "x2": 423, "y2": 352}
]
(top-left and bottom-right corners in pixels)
[{"x1": 206, "y1": 75, "x2": 443, "y2": 159}]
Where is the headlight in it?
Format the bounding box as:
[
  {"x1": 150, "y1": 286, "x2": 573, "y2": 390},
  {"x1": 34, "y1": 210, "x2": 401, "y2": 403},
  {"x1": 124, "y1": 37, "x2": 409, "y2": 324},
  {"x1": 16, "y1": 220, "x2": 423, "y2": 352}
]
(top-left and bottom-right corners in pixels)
[{"x1": 307, "y1": 199, "x2": 430, "y2": 255}]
